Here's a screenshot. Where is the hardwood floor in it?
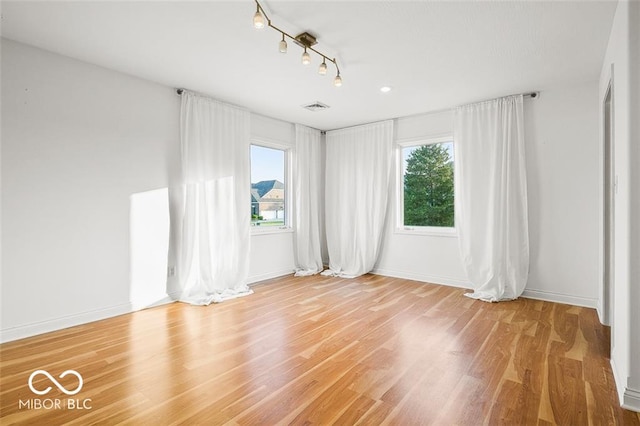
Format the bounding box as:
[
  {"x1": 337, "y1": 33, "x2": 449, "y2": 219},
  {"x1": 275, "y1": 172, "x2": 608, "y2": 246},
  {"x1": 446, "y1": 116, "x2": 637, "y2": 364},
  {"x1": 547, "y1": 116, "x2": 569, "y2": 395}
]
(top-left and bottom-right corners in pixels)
[{"x1": 1, "y1": 274, "x2": 639, "y2": 425}]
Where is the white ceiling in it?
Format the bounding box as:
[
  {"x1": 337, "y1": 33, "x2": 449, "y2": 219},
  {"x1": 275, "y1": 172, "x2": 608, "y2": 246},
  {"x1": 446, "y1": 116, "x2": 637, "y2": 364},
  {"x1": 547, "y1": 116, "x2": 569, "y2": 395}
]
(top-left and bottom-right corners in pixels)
[{"x1": 1, "y1": 1, "x2": 617, "y2": 131}]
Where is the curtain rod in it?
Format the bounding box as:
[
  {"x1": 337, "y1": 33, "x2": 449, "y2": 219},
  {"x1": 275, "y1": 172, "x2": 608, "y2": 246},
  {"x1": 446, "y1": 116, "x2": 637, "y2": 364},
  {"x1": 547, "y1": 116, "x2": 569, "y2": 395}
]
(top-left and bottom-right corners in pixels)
[
  {"x1": 177, "y1": 88, "x2": 537, "y2": 98},
  {"x1": 317, "y1": 91, "x2": 539, "y2": 133},
  {"x1": 176, "y1": 88, "x2": 538, "y2": 133},
  {"x1": 175, "y1": 87, "x2": 326, "y2": 133},
  {"x1": 321, "y1": 91, "x2": 539, "y2": 133}
]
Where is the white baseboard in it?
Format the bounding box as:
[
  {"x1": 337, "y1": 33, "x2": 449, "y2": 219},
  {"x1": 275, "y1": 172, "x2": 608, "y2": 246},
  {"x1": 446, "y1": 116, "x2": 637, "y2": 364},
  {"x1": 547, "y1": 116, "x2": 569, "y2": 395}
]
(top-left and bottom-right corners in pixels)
[
  {"x1": 371, "y1": 268, "x2": 472, "y2": 289},
  {"x1": 0, "y1": 273, "x2": 292, "y2": 343},
  {"x1": 521, "y1": 288, "x2": 598, "y2": 309},
  {"x1": 596, "y1": 300, "x2": 604, "y2": 325},
  {"x1": 247, "y1": 269, "x2": 294, "y2": 285},
  {"x1": 129, "y1": 292, "x2": 180, "y2": 311},
  {"x1": 623, "y1": 387, "x2": 640, "y2": 412},
  {"x1": 1, "y1": 303, "x2": 131, "y2": 344},
  {"x1": 611, "y1": 357, "x2": 626, "y2": 404},
  {"x1": 611, "y1": 357, "x2": 640, "y2": 412},
  {"x1": 0, "y1": 294, "x2": 178, "y2": 344},
  {"x1": 372, "y1": 269, "x2": 599, "y2": 310}
]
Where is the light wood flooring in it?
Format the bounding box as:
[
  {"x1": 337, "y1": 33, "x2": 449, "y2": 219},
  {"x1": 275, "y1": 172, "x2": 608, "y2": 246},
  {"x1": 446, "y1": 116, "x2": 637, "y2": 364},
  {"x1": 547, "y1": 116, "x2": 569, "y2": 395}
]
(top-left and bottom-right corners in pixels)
[{"x1": 1, "y1": 274, "x2": 639, "y2": 425}]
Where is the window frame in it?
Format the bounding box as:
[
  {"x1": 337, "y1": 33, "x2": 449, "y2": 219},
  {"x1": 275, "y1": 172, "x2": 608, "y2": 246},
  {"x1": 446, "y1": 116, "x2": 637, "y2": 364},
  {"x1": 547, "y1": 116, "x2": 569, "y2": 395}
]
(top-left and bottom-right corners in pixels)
[
  {"x1": 250, "y1": 137, "x2": 293, "y2": 235},
  {"x1": 396, "y1": 135, "x2": 457, "y2": 237}
]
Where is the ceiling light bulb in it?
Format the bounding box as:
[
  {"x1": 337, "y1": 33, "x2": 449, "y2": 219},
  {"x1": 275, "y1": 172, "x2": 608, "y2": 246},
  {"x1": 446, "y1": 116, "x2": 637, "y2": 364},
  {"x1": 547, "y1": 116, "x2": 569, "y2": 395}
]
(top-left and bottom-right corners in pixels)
[
  {"x1": 319, "y1": 60, "x2": 327, "y2": 75},
  {"x1": 334, "y1": 73, "x2": 343, "y2": 87},
  {"x1": 302, "y1": 48, "x2": 311, "y2": 65},
  {"x1": 253, "y1": 7, "x2": 264, "y2": 29},
  {"x1": 380, "y1": 86, "x2": 392, "y2": 93},
  {"x1": 279, "y1": 35, "x2": 287, "y2": 53}
]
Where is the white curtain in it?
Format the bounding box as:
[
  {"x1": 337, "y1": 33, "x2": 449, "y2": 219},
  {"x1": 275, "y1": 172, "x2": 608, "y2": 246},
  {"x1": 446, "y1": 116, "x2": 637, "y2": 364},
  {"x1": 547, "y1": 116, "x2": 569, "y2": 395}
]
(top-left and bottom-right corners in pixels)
[
  {"x1": 293, "y1": 124, "x2": 324, "y2": 276},
  {"x1": 454, "y1": 95, "x2": 529, "y2": 302},
  {"x1": 177, "y1": 91, "x2": 252, "y2": 305},
  {"x1": 322, "y1": 121, "x2": 394, "y2": 278}
]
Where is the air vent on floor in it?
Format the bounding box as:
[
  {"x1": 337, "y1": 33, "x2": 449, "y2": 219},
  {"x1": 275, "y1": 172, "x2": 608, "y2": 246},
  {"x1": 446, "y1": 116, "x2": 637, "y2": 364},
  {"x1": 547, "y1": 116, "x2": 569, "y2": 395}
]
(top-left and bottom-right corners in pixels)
[{"x1": 302, "y1": 101, "x2": 330, "y2": 112}]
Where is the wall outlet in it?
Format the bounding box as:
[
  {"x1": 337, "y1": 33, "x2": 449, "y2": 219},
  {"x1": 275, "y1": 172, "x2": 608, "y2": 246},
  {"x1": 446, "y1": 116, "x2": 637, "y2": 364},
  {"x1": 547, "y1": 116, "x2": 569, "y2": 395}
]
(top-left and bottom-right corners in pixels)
[{"x1": 167, "y1": 266, "x2": 176, "y2": 277}]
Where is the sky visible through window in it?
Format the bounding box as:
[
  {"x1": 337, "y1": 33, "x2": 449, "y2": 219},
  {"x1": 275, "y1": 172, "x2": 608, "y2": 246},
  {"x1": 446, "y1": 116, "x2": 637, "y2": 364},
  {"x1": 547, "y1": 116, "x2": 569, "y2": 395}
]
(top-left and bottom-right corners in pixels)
[{"x1": 251, "y1": 145, "x2": 284, "y2": 183}]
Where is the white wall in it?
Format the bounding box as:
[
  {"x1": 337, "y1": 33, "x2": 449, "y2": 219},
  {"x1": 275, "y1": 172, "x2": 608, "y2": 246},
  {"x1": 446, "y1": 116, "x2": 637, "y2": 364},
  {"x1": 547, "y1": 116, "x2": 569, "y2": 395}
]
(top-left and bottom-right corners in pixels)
[
  {"x1": 598, "y1": 0, "x2": 640, "y2": 411},
  {"x1": 524, "y1": 83, "x2": 600, "y2": 306},
  {"x1": 130, "y1": 187, "x2": 170, "y2": 310},
  {"x1": 375, "y1": 82, "x2": 601, "y2": 308},
  {"x1": 1, "y1": 38, "x2": 181, "y2": 341},
  {"x1": 1, "y1": 39, "x2": 298, "y2": 342}
]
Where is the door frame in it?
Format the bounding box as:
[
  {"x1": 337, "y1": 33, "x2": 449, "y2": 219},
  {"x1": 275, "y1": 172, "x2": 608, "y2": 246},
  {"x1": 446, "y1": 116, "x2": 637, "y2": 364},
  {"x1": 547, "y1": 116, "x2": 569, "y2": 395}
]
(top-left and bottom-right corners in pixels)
[{"x1": 600, "y1": 67, "x2": 615, "y2": 330}]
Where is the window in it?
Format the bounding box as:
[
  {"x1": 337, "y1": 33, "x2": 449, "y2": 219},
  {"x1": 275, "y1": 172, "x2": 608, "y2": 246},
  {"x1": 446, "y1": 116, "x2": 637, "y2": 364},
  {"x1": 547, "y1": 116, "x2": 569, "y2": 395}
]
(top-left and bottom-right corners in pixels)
[
  {"x1": 250, "y1": 143, "x2": 289, "y2": 230},
  {"x1": 400, "y1": 137, "x2": 455, "y2": 230}
]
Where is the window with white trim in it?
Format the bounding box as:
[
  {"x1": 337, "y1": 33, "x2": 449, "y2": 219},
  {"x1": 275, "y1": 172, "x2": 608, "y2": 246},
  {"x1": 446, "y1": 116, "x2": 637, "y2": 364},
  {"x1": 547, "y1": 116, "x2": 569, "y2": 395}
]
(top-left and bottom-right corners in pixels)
[
  {"x1": 399, "y1": 137, "x2": 455, "y2": 230},
  {"x1": 250, "y1": 143, "x2": 290, "y2": 231}
]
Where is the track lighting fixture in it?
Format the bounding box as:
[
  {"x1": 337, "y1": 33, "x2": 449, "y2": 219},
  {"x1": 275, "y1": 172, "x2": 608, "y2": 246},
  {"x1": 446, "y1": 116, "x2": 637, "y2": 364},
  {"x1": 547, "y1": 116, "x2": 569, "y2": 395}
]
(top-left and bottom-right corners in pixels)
[{"x1": 252, "y1": 0, "x2": 342, "y2": 87}]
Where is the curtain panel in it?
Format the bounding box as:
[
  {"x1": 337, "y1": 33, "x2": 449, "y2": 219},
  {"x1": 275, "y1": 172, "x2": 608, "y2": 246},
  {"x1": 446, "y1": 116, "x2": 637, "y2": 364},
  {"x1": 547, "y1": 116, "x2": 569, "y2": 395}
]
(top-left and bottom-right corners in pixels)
[
  {"x1": 454, "y1": 95, "x2": 529, "y2": 302},
  {"x1": 177, "y1": 91, "x2": 252, "y2": 305},
  {"x1": 322, "y1": 120, "x2": 394, "y2": 278},
  {"x1": 293, "y1": 124, "x2": 324, "y2": 276}
]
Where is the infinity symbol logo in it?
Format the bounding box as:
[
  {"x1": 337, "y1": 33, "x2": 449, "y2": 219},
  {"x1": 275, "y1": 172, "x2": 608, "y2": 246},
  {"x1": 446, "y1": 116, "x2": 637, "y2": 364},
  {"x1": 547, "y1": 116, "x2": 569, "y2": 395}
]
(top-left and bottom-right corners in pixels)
[{"x1": 28, "y1": 370, "x2": 83, "y2": 396}]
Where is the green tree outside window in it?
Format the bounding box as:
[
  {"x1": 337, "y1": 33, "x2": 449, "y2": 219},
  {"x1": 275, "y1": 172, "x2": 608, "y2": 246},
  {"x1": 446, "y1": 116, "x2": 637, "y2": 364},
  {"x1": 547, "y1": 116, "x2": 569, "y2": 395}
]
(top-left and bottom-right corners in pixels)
[{"x1": 403, "y1": 142, "x2": 454, "y2": 227}]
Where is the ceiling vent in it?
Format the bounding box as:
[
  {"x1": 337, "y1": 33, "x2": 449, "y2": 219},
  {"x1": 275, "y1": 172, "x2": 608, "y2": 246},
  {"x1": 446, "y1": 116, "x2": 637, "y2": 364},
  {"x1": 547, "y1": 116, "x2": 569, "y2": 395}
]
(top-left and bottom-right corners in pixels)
[{"x1": 302, "y1": 101, "x2": 330, "y2": 112}]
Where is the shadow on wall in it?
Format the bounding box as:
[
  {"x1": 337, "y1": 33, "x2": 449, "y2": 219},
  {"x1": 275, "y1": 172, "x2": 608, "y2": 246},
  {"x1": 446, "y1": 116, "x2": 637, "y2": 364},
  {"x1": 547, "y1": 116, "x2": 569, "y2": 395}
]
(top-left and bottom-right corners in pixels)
[{"x1": 129, "y1": 187, "x2": 172, "y2": 310}]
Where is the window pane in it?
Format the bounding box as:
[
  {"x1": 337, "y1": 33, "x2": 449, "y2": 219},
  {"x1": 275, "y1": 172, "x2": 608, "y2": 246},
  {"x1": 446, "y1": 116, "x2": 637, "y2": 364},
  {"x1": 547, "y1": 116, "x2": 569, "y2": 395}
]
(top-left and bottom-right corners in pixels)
[
  {"x1": 403, "y1": 142, "x2": 455, "y2": 227},
  {"x1": 251, "y1": 145, "x2": 285, "y2": 227}
]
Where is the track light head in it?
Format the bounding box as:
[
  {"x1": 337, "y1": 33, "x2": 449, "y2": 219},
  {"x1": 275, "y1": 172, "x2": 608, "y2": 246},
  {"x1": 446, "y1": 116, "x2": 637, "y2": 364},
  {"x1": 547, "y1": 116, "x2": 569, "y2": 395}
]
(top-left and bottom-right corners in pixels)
[
  {"x1": 333, "y1": 73, "x2": 342, "y2": 87},
  {"x1": 253, "y1": 5, "x2": 264, "y2": 29},
  {"x1": 279, "y1": 35, "x2": 287, "y2": 53},
  {"x1": 253, "y1": 13, "x2": 264, "y2": 29},
  {"x1": 302, "y1": 48, "x2": 311, "y2": 65},
  {"x1": 319, "y1": 60, "x2": 327, "y2": 75}
]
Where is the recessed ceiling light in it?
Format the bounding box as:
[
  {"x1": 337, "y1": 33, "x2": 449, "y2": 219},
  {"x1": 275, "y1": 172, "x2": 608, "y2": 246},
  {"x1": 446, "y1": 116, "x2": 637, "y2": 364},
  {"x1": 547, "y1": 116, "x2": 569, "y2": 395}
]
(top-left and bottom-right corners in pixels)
[{"x1": 380, "y1": 86, "x2": 392, "y2": 93}]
